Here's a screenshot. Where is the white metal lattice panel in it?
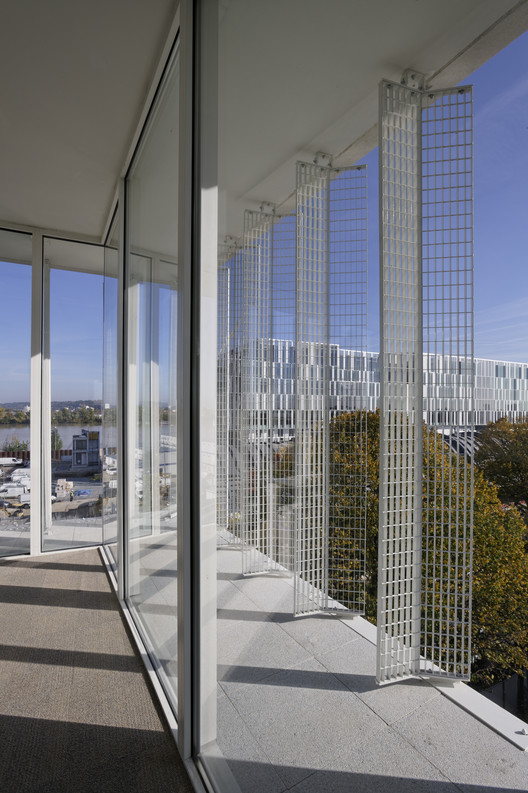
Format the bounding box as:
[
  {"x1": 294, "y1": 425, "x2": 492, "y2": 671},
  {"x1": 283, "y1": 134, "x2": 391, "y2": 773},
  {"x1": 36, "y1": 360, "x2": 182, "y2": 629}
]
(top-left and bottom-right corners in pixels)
[
  {"x1": 328, "y1": 166, "x2": 368, "y2": 615},
  {"x1": 378, "y1": 79, "x2": 474, "y2": 684},
  {"x1": 378, "y1": 81, "x2": 423, "y2": 682},
  {"x1": 294, "y1": 163, "x2": 330, "y2": 615},
  {"x1": 216, "y1": 259, "x2": 230, "y2": 535},
  {"x1": 294, "y1": 162, "x2": 369, "y2": 617},
  {"x1": 241, "y1": 210, "x2": 279, "y2": 574},
  {"x1": 270, "y1": 213, "x2": 297, "y2": 573},
  {"x1": 227, "y1": 245, "x2": 244, "y2": 537},
  {"x1": 421, "y1": 86, "x2": 473, "y2": 681}
]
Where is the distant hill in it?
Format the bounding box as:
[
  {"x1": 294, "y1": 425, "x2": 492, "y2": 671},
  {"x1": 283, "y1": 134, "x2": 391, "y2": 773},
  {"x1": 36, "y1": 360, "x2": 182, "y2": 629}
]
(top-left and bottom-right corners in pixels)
[{"x1": 1, "y1": 400, "x2": 102, "y2": 411}]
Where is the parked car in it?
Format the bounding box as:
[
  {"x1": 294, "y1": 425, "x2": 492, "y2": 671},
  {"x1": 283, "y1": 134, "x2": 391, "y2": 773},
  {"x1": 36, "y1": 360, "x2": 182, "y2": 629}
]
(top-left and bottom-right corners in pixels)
[
  {"x1": 0, "y1": 485, "x2": 24, "y2": 497},
  {"x1": 11, "y1": 469, "x2": 30, "y2": 481},
  {"x1": 1, "y1": 457, "x2": 23, "y2": 465}
]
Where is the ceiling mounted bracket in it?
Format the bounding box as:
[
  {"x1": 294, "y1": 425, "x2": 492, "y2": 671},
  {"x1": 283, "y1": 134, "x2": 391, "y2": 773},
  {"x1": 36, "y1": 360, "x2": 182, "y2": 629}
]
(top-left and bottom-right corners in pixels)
[
  {"x1": 314, "y1": 151, "x2": 333, "y2": 168},
  {"x1": 259, "y1": 202, "x2": 276, "y2": 215},
  {"x1": 401, "y1": 69, "x2": 426, "y2": 91}
]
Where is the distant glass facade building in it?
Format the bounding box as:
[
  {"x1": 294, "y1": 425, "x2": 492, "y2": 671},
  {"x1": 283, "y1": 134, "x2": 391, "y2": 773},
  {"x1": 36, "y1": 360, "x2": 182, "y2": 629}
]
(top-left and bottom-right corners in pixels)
[{"x1": 224, "y1": 341, "x2": 528, "y2": 442}]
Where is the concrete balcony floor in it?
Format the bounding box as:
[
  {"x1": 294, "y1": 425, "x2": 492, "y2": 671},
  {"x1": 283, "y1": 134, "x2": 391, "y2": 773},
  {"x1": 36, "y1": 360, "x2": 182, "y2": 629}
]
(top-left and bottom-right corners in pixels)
[
  {"x1": 2, "y1": 541, "x2": 528, "y2": 793},
  {"x1": 216, "y1": 542, "x2": 528, "y2": 793},
  {"x1": 0, "y1": 547, "x2": 192, "y2": 793}
]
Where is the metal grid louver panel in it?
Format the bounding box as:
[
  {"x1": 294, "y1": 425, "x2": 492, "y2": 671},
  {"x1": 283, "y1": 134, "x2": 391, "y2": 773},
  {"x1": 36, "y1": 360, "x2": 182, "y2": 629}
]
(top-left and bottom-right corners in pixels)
[
  {"x1": 294, "y1": 162, "x2": 330, "y2": 614},
  {"x1": 378, "y1": 81, "x2": 423, "y2": 682},
  {"x1": 227, "y1": 245, "x2": 244, "y2": 539},
  {"x1": 270, "y1": 213, "x2": 297, "y2": 573},
  {"x1": 378, "y1": 79, "x2": 473, "y2": 683},
  {"x1": 216, "y1": 262, "x2": 230, "y2": 534},
  {"x1": 241, "y1": 210, "x2": 279, "y2": 574},
  {"x1": 328, "y1": 167, "x2": 368, "y2": 615},
  {"x1": 421, "y1": 86, "x2": 473, "y2": 680}
]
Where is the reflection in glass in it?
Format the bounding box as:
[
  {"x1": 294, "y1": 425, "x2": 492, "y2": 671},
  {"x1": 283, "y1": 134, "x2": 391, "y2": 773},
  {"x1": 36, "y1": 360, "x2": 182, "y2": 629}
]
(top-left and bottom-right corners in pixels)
[
  {"x1": 43, "y1": 238, "x2": 104, "y2": 552},
  {"x1": 0, "y1": 230, "x2": 32, "y2": 557},
  {"x1": 125, "y1": 49, "x2": 179, "y2": 703}
]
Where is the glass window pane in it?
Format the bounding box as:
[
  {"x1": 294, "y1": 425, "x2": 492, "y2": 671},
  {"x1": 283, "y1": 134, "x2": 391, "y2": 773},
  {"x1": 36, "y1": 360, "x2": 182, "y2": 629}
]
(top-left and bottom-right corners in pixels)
[
  {"x1": 103, "y1": 218, "x2": 119, "y2": 564},
  {"x1": 43, "y1": 238, "x2": 104, "y2": 552},
  {"x1": 0, "y1": 230, "x2": 32, "y2": 557},
  {"x1": 125, "y1": 49, "x2": 179, "y2": 704}
]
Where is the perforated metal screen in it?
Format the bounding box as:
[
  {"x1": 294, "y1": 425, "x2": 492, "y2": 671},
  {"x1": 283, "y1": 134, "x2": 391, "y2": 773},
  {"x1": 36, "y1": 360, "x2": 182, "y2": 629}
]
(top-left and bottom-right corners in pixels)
[{"x1": 378, "y1": 79, "x2": 473, "y2": 683}]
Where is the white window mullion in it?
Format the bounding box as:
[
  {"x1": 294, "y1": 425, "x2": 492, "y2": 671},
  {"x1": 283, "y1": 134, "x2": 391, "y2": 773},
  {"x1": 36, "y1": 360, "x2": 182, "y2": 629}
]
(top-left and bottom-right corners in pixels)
[{"x1": 30, "y1": 232, "x2": 44, "y2": 555}]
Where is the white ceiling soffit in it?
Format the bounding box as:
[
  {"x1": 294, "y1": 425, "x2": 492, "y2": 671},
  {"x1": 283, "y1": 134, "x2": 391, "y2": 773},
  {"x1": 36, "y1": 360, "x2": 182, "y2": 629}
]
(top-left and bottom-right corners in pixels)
[
  {"x1": 218, "y1": 0, "x2": 528, "y2": 240},
  {"x1": 0, "y1": 228, "x2": 32, "y2": 266},
  {"x1": 1, "y1": 0, "x2": 526, "y2": 245},
  {"x1": 0, "y1": 0, "x2": 177, "y2": 241},
  {"x1": 44, "y1": 237, "x2": 104, "y2": 276}
]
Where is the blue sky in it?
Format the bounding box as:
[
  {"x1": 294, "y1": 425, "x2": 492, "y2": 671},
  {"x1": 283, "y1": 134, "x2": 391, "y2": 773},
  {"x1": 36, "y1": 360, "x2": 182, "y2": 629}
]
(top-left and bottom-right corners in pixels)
[
  {"x1": 361, "y1": 28, "x2": 528, "y2": 361},
  {"x1": 1, "y1": 30, "x2": 527, "y2": 403},
  {"x1": 49, "y1": 269, "x2": 103, "y2": 403},
  {"x1": 0, "y1": 262, "x2": 103, "y2": 404}
]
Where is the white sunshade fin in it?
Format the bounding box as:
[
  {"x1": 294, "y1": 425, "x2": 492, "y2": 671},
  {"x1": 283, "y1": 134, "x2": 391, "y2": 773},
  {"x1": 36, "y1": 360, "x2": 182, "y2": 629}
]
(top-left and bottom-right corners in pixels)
[{"x1": 377, "y1": 80, "x2": 473, "y2": 683}]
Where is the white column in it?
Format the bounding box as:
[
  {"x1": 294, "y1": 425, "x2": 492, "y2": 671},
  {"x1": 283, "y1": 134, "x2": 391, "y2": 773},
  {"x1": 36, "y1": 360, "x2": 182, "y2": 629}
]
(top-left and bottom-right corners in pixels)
[{"x1": 30, "y1": 232, "x2": 43, "y2": 555}]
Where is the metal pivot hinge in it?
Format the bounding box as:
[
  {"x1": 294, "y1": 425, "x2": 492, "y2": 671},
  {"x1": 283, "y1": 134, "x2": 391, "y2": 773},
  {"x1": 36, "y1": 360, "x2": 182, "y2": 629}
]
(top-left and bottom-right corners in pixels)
[
  {"x1": 401, "y1": 69, "x2": 426, "y2": 91},
  {"x1": 314, "y1": 151, "x2": 332, "y2": 168},
  {"x1": 259, "y1": 202, "x2": 276, "y2": 215}
]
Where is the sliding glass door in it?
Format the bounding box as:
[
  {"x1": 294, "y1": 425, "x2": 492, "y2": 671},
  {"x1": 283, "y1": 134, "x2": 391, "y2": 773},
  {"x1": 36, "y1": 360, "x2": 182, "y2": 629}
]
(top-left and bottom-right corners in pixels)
[{"x1": 42, "y1": 238, "x2": 104, "y2": 552}]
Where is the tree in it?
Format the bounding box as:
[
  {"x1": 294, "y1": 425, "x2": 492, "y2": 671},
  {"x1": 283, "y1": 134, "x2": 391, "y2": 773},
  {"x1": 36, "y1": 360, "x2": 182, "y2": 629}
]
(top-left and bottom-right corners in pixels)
[
  {"x1": 327, "y1": 410, "x2": 528, "y2": 689},
  {"x1": 471, "y1": 470, "x2": 528, "y2": 687},
  {"x1": 51, "y1": 426, "x2": 63, "y2": 451},
  {"x1": 2, "y1": 436, "x2": 29, "y2": 453},
  {"x1": 475, "y1": 417, "x2": 528, "y2": 508}
]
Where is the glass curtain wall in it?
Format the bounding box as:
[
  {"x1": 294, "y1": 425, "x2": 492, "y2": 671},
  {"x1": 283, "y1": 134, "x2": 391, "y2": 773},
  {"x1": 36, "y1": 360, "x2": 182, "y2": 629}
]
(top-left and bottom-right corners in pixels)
[
  {"x1": 0, "y1": 229, "x2": 32, "y2": 557},
  {"x1": 204, "y1": 3, "x2": 372, "y2": 789},
  {"x1": 103, "y1": 217, "x2": 119, "y2": 564},
  {"x1": 42, "y1": 238, "x2": 104, "y2": 552},
  {"x1": 124, "y1": 45, "x2": 180, "y2": 706}
]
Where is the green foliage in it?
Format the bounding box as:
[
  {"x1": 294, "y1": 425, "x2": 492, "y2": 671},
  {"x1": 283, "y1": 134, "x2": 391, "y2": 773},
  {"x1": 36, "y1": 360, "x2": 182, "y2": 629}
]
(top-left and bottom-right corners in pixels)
[
  {"x1": 50, "y1": 426, "x2": 63, "y2": 451},
  {"x1": 0, "y1": 406, "x2": 29, "y2": 425},
  {"x1": 2, "y1": 435, "x2": 29, "y2": 453},
  {"x1": 475, "y1": 417, "x2": 528, "y2": 508},
  {"x1": 471, "y1": 471, "x2": 528, "y2": 687},
  {"x1": 328, "y1": 410, "x2": 528, "y2": 688},
  {"x1": 328, "y1": 410, "x2": 379, "y2": 618},
  {"x1": 51, "y1": 406, "x2": 101, "y2": 425}
]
